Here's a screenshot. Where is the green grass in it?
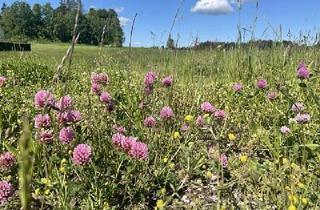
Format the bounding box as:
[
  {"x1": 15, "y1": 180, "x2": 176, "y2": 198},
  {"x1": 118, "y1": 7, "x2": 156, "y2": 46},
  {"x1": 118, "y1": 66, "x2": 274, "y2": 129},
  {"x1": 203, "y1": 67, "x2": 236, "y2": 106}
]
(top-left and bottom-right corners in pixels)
[{"x1": 0, "y1": 43, "x2": 319, "y2": 209}]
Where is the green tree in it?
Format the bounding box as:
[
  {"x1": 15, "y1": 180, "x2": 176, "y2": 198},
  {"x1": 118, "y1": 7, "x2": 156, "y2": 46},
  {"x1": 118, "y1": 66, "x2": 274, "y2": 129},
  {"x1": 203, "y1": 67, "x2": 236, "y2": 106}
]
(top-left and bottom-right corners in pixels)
[
  {"x1": 0, "y1": 2, "x2": 35, "y2": 41},
  {"x1": 78, "y1": 13, "x2": 94, "y2": 44},
  {"x1": 87, "y1": 8, "x2": 107, "y2": 45},
  {"x1": 32, "y1": 3, "x2": 43, "y2": 38},
  {"x1": 52, "y1": 6, "x2": 73, "y2": 42},
  {"x1": 87, "y1": 8, "x2": 124, "y2": 46},
  {"x1": 104, "y1": 9, "x2": 124, "y2": 47},
  {"x1": 1, "y1": 3, "x2": 7, "y2": 13},
  {"x1": 0, "y1": 1, "x2": 124, "y2": 46},
  {"x1": 41, "y1": 3, "x2": 54, "y2": 40}
]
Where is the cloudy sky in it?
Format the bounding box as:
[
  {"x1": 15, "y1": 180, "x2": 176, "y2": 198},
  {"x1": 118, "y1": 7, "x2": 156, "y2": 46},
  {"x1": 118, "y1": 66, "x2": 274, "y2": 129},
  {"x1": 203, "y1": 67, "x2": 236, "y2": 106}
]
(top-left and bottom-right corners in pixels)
[{"x1": 1, "y1": 0, "x2": 320, "y2": 47}]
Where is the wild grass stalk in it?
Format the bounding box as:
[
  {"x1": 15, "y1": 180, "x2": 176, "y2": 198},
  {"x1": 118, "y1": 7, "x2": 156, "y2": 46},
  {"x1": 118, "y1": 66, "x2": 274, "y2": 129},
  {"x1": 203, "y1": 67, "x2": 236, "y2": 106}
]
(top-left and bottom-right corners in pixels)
[{"x1": 18, "y1": 120, "x2": 33, "y2": 210}]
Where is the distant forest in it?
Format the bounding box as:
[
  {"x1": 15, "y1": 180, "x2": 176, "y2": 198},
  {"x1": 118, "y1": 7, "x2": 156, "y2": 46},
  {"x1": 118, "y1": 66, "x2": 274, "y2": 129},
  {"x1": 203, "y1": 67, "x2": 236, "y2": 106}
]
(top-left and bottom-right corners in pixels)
[{"x1": 0, "y1": 1, "x2": 124, "y2": 46}]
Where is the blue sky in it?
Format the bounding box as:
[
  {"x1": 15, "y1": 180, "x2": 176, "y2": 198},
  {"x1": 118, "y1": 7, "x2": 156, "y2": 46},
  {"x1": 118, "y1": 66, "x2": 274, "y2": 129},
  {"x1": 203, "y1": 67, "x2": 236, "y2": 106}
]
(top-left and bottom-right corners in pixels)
[{"x1": 1, "y1": 0, "x2": 320, "y2": 47}]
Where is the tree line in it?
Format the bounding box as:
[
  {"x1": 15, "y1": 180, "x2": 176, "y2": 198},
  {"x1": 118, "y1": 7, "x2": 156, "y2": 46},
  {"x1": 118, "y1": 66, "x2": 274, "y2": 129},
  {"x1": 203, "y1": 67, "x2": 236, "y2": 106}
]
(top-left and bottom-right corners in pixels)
[
  {"x1": 0, "y1": 1, "x2": 124, "y2": 46},
  {"x1": 187, "y1": 40, "x2": 299, "y2": 50}
]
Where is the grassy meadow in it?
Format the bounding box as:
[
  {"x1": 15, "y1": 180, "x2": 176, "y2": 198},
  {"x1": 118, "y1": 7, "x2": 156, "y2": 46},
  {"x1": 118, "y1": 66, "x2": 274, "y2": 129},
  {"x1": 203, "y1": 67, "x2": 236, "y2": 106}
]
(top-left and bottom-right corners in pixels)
[{"x1": 0, "y1": 43, "x2": 319, "y2": 209}]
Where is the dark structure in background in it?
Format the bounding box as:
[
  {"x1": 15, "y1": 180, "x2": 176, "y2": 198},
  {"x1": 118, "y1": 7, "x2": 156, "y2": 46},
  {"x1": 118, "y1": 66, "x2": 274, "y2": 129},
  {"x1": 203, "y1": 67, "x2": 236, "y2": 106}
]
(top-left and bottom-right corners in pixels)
[{"x1": 0, "y1": 42, "x2": 31, "y2": 51}]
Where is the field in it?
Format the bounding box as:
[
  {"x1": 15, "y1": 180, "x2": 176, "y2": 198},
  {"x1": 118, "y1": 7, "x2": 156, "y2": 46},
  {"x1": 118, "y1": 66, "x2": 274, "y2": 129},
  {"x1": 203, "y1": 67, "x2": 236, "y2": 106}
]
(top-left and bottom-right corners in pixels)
[{"x1": 0, "y1": 43, "x2": 319, "y2": 209}]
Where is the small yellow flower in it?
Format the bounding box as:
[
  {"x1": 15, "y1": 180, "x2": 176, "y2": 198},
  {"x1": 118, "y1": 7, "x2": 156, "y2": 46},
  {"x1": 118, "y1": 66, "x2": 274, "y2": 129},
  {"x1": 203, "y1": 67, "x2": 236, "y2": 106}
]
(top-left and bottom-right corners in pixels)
[
  {"x1": 240, "y1": 155, "x2": 248, "y2": 163},
  {"x1": 4, "y1": 175, "x2": 12, "y2": 181},
  {"x1": 163, "y1": 157, "x2": 168, "y2": 163},
  {"x1": 173, "y1": 132, "x2": 180, "y2": 139},
  {"x1": 288, "y1": 204, "x2": 297, "y2": 210},
  {"x1": 301, "y1": 198, "x2": 308, "y2": 205},
  {"x1": 156, "y1": 199, "x2": 165, "y2": 209},
  {"x1": 68, "y1": 150, "x2": 72, "y2": 155},
  {"x1": 228, "y1": 133, "x2": 236, "y2": 141},
  {"x1": 184, "y1": 115, "x2": 193, "y2": 122},
  {"x1": 41, "y1": 178, "x2": 51, "y2": 186},
  {"x1": 160, "y1": 188, "x2": 166, "y2": 195},
  {"x1": 61, "y1": 158, "x2": 67, "y2": 164},
  {"x1": 282, "y1": 158, "x2": 289, "y2": 164},
  {"x1": 291, "y1": 163, "x2": 299, "y2": 169},
  {"x1": 285, "y1": 186, "x2": 291, "y2": 191},
  {"x1": 169, "y1": 162, "x2": 175, "y2": 169},
  {"x1": 289, "y1": 194, "x2": 298, "y2": 204},
  {"x1": 219, "y1": 206, "x2": 226, "y2": 210},
  {"x1": 297, "y1": 182, "x2": 305, "y2": 189},
  {"x1": 60, "y1": 167, "x2": 66, "y2": 173},
  {"x1": 103, "y1": 201, "x2": 110, "y2": 210},
  {"x1": 34, "y1": 188, "x2": 41, "y2": 195},
  {"x1": 44, "y1": 189, "x2": 50, "y2": 195},
  {"x1": 206, "y1": 171, "x2": 213, "y2": 179}
]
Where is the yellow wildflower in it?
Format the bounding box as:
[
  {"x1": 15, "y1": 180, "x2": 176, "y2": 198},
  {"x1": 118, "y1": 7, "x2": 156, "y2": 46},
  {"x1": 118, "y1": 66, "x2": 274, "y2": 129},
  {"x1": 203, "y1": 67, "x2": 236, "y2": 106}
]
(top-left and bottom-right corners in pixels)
[
  {"x1": 301, "y1": 198, "x2": 308, "y2": 205},
  {"x1": 289, "y1": 194, "x2": 298, "y2": 204},
  {"x1": 41, "y1": 178, "x2": 51, "y2": 186},
  {"x1": 163, "y1": 157, "x2": 168, "y2": 163},
  {"x1": 34, "y1": 188, "x2": 41, "y2": 195},
  {"x1": 4, "y1": 175, "x2": 12, "y2": 181},
  {"x1": 103, "y1": 202, "x2": 110, "y2": 210},
  {"x1": 44, "y1": 189, "x2": 50, "y2": 195},
  {"x1": 240, "y1": 155, "x2": 248, "y2": 163},
  {"x1": 291, "y1": 163, "x2": 299, "y2": 169},
  {"x1": 61, "y1": 158, "x2": 67, "y2": 164},
  {"x1": 156, "y1": 199, "x2": 165, "y2": 209},
  {"x1": 288, "y1": 204, "x2": 297, "y2": 210},
  {"x1": 173, "y1": 132, "x2": 180, "y2": 139},
  {"x1": 282, "y1": 158, "x2": 289, "y2": 164},
  {"x1": 297, "y1": 182, "x2": 305, "y2": 189},
  {"x1": 206, "y1": 171, "x2": 213, "y2": 179},
  {"x1": 60, "y1": 167, "x2": 66, "y2": 173},
  {"x1": 184, "y1": 115, "x2": 193, "y2": 122},
  {"x1": 228, "y1": 133, "x2": 236, "y2": 141},
  {"x1": 169, "y1": 162, "x2": 175, "y2": 169},
  {"x1": 160, "y1": 188, "x2": 166, "y2": 195}
]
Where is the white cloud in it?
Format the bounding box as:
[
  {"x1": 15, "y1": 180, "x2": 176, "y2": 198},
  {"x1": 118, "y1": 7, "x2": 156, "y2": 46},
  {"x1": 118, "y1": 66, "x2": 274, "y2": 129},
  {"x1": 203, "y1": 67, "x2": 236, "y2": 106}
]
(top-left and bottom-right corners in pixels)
[
  {"x1": 115, "y1": 7, "x2": 124, "y2": 13},
  {"x1": 119, "y1": 17, "x2": 131, "y2": 27},
  {"x1": 191, "y1": 0, "x2": 233, "y2": 15}
]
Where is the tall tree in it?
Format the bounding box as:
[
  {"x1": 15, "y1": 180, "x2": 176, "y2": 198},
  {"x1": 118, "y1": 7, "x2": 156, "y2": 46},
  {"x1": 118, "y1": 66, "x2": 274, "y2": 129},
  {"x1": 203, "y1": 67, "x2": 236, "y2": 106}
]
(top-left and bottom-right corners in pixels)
[
  {"x1": 1, "y1": 3, "x2": 7, "y2": 13},
  {"x1": 52, "y1": 6, "x2": 72, "y2": 42},
  {"x1": 87, "y1": 8, "x2": 124, "y2": 46},
  {"x1": 105, "y1": 9, "x2": 124, "y2": 47},
  {"x1": 41, "y1": 3, "x2": 54, "y2": 40},
  {"x1": 0, "y1": 2, "x2": 35, "y2": 41},
  {"x1": 32, "y1": 3, "x2": 42, "y2": 38},
  {"x1": 0, "y1": 1, "x2": 124, "y2": 46}
]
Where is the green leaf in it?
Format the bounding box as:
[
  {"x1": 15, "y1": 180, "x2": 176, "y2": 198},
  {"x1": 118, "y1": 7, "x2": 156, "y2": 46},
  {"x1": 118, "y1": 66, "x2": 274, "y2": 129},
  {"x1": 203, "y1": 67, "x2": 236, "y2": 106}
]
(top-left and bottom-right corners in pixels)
[
  {"x1": 4, "y1": 142, "x2": 18, "y2": 156},
  {"x1": 300, "y1": 144, "x2": 320, "y2": 151}
]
